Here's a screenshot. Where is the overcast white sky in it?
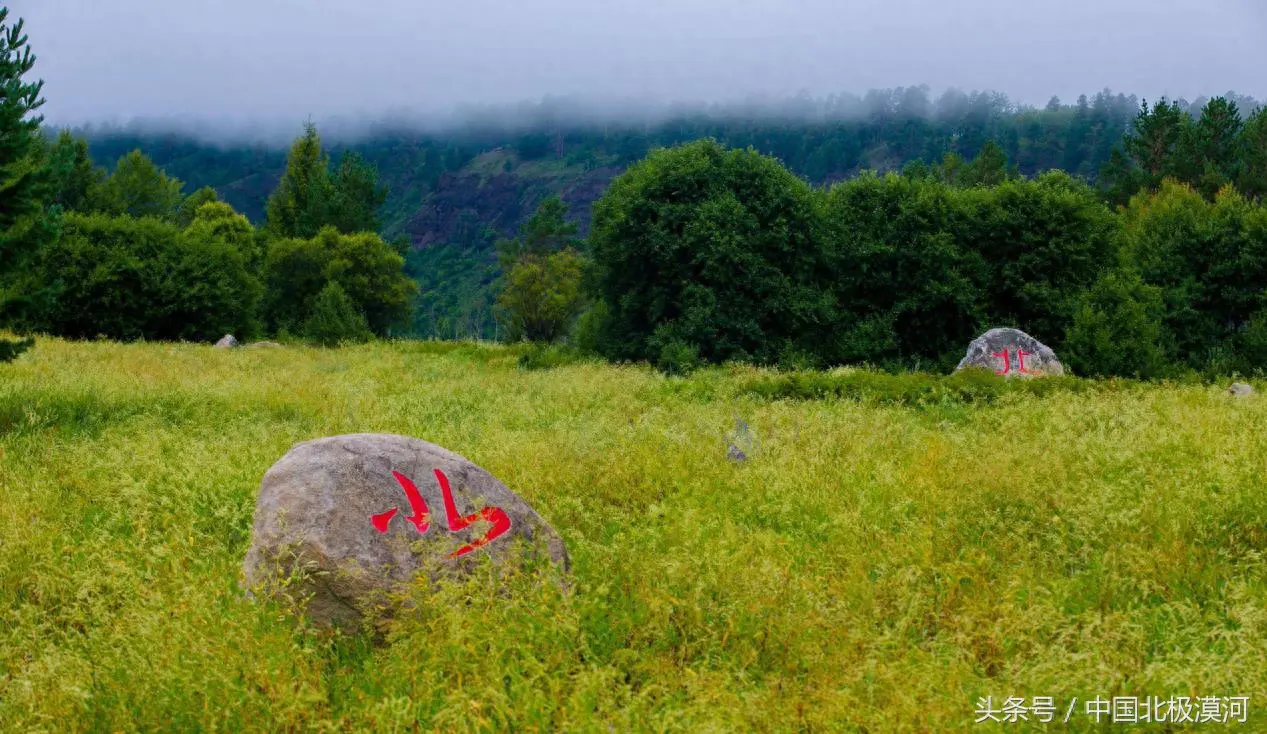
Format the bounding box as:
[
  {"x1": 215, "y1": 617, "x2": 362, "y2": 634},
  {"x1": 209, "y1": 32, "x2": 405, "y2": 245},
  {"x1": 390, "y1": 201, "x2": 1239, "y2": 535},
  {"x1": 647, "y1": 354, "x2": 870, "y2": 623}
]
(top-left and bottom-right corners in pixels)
[{"x1": 12, "y1": 0, "x2": 1267, "y2": 132}]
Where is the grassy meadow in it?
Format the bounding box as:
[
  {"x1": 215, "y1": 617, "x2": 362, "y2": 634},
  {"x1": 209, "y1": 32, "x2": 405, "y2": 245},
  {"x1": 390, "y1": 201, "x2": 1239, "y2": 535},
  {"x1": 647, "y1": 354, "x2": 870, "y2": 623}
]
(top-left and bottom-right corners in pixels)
[{"x1": 2, "y1": 338, "x2": 1266, "y2": 732}]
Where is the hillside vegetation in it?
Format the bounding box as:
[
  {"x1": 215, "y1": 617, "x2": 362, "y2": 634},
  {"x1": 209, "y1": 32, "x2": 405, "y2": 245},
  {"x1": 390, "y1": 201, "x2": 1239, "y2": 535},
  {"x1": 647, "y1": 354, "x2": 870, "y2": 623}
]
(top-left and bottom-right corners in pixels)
[{"x1": 2, "y1": 339, "x2": 1265, "y2": 730}]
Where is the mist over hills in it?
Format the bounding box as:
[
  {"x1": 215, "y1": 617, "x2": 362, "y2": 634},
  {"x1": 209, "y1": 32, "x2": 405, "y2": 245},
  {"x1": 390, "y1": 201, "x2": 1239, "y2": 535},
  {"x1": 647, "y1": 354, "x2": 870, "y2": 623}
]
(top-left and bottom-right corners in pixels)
[
  {"x1": 63, "y1": 87, "x2": 1265, "y2": 339},
  {"x1": 61, "y1": 87, "x2": 1265, "y2": 147}
]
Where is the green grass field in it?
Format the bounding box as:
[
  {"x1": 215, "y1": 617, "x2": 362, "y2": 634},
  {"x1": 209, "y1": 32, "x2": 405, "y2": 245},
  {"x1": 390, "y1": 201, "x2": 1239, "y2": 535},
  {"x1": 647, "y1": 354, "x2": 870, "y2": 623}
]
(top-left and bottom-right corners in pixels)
[{"x1": 2, "y1": 338, "x2": 1265, "y2": 732}]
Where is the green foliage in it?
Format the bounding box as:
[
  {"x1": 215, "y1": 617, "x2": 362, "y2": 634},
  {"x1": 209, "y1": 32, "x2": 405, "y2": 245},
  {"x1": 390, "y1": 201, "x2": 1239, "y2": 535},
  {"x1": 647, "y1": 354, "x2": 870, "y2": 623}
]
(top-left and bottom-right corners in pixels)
[
  {"x1": 46, "y1": 129, "x2": 102, "y2": 212},
  {"x1": 1123, "y1": 98, "x2": 1191, "y2": 181},
  {"x1": 27, "y1": 212, "x2": 260, "y2": 340},
  {"x1": 406, "y1": 229, "x2": 500, "y2": 340},
  {"x1": 264, "y1": 226, "x2": 416, "y2": 336},
  {"x1": 821, "y1": 168, "x2": 1117, "y2": 366},
  {"x1": 91, "y1": 149, "x2": 185, "y2": 220},
  {"x1": 266, "y1": 122, "x2": 333, "y2": 239},
  {"x1": 0, "y1": 335, "x2": 32, "y2": 362},
  {"x1": 302, "y1": 281, "x2": 371, "y2": 346},
  {"x1": 934, "y1": 140, "x2": 1016, "y2": 187},
  {"x1": 327, "y1": 151, "x2": 387, "y2": 234},
  {"x1": 821, "y1": 172, "x2": 984, "y2": 366},
  {"x1": 514, "y1": 342, "x2": 596, "y2": 370},
  {"x1": 740, "y1": 365, "x2": 1122, "y2": 405},
  {"x1": 1120, "y1": 180, "x2": 1267, "y2": 371},
  {"x1": 1239, "y1": 108, "x2": 1267, "y2": 201},
  {"x1": 176, "y1": 186, "x2": 220, "y2": 227},
  {"x1": 184, "y1": 201, "x2": 262, "y2": 271},
  {"x1": 495, "y1": 195, "x2": 581, "y2": 268},
  {"x1": 1102, "y1": 96, "x2": 1266, "y2": 205},
  {"x1": 493, "y1": 197, "x2": 588, "y2": 344},
  {"x1": 568, "y1": 298, "x2": 609, "y2": 353},
  {"x1": 0, "y1": 6, "x2": 56, "y2": 314},
  {"x1": 265, "y1": 123, "x2": 389, "y2": 239},
  {"x1": 495, "y1": 248, "x2": 587, "y2": 343},
  {"x1": 653, "y1": 336, "x2": 702, "y2": 376},
  {"x1": 591, "y1": 139, "x2": 831, "y2": 366},
  {"x1": 1063, "y1": 269, "x2": 1172, "y2": 378}
]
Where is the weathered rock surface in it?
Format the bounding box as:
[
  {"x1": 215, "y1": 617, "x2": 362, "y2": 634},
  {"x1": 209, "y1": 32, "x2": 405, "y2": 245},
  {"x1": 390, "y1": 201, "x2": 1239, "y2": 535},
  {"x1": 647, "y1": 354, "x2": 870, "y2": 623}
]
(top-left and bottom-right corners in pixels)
[
  {"x1": 1228, "y1": 382, "x2": 1255, "y2": 397},
  {"x1": 242, "y1": 434, "x2": 568, "y2": 628},
  {"x1": 245, "y1": 341, "x2": 283, "y2": 349},
  {"x1": 955, "y1": 328, "x2": 1064, "y2": 377},
  {"x1": 214, "y1": 334, "x2": 239, "y2": 349}
]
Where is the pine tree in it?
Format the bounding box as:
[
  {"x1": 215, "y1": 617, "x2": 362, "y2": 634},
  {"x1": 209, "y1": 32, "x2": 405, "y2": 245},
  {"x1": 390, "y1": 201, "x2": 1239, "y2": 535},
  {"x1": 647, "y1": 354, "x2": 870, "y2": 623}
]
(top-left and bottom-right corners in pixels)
[
  {"x1": 93, "y1": 149, "x2": 184, "y2": 219},
  {"x1": 47, "y1": 129, "x2": 102, "y2": 212},
  {"x1": 265, "y1": 121, "x2": 332, "y2": 239},
  {"x1": 328, "y1": 151, "x2": 387, "y2": 234},
  {"x1": 0, "y1": 7, "x2": 54, "y2": 361}
]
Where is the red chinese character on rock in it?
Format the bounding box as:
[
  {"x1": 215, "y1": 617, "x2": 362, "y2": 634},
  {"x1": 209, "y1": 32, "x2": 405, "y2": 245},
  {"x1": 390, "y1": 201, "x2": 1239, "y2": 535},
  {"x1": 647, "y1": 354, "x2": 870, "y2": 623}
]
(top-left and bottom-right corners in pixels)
[
  {"x1": 991, "y1": 349, "x2": 1011, "y2": 375},
  {"x1": 992, "y1": 347, "x2": 1040, "y2": 376},
  {"x1": 371, "y1": 468, "x2": 512, "y2": 559}
]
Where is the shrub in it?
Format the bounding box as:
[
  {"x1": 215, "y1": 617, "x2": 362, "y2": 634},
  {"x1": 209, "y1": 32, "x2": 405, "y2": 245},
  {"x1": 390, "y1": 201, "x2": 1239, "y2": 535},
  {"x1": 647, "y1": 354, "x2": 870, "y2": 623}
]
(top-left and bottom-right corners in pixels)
[
  {"x1": 495, "y1": 249, "x2": 586, "y2": 343},
  {"x1": 264, "y1": 226, "x2": 416, "y2": 336},
  {"x1": 590, "y1": 139, "x2": 832, "y2": 367},
  {"x1": 28, "y1": 212, "x2": 260, "y2": 341},
  {"x1": 302, "y1": 282, "x2": 371, "y2": 346},
  {"x1": 1063, "y1": 269, "x2": 1173, "y2": 378},
  {"x1": 1121, "y1": 180, "x2": 1267, "y2": 368}
]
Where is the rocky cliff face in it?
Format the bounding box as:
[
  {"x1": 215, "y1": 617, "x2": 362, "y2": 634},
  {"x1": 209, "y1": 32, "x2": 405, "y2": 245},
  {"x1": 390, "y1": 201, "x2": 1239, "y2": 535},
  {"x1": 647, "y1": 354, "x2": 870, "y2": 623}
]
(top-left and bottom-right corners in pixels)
[{"x1": 402, "y1": 153, "x2": 622, "y2": 249}]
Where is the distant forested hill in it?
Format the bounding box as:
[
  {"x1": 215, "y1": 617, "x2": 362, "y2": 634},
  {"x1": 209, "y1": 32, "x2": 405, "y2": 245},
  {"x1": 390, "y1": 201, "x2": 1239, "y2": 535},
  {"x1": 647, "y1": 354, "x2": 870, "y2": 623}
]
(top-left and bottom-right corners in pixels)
[{"x1": 70, "y1": 87, "x2": 1262, "y2": 338}]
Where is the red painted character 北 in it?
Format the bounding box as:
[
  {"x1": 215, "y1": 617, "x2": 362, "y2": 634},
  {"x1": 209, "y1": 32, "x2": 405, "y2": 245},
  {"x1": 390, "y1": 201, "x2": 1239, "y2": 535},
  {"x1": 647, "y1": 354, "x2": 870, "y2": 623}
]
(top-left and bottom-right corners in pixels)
[{"x1": 371, "y1": 468, "x2": 512, "y2": 558}]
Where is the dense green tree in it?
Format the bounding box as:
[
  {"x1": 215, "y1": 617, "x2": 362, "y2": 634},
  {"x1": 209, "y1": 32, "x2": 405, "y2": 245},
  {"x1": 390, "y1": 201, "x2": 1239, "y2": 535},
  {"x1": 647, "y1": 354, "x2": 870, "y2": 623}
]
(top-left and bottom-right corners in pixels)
[
  {"x1": 176, "y1": 185, "x2": 220, "y2": 227},
  {"x1": 820, "y1": 172, "x2": 985, "y2": 366},
  {"x1": 265, "y1": 124, "x2": 390, "y2": 239},
  {"x1": 184, "y1": 200, "x2": 262, "y2": 271},
  {"x1": 1120, "y1": 180, "x2": 1267, "y2": 371},
  {"x1": 1238, "y1": 108, "x2": 1267, "y2": 201},
  {"x1": 327, "y1": 151, "x2": 387, "y2": 234},
  {"x1": 1189, "y1": 97, "x2": 1245, "y2": 198},
  {"x1": 0, "y1": 7, "x2": 55, "y2": 360},
  {"x1": 264, "y1": 226, "x2": 415, "y2": 336},
  {"x1": 265, "y1": 122, "x2": 332, "y2": 239},
  {"x1": 303, "y1": 281, "x2": 371, "y2": 346},
  {"x1": 46, "y1": 129, "x2": 102, "y2": 212},
  {"x1": 590, "y1": 139, "x2": 832, "y2": 366},
  {"x1": 957, "y1": 140, "x2": 1013, "y2": 186},
  {"x1": 495, "y1": 195, "x2": 581, "y2": 267},
  {"x1": 1063, "y1": 268, "x2": 1171, "y2": 378},
  {"x1": 29, "y1": 212, "x2": 259, "y2": 340},
  {"x1": 958, "y1": 170, "x2": 1120, "y2": 344},
  {"x1": 92, "y1": 149, "x2": 184, "y2": 220},
  {"x1": 1123, "y1": 98, "x2": 1191, "y2": 181},
  {"x1": 494, "y1": 196, "x2": 589, "y2": 342},
  {"x1": 496, "y1": 248, "x2": 586, "y2": 343}
]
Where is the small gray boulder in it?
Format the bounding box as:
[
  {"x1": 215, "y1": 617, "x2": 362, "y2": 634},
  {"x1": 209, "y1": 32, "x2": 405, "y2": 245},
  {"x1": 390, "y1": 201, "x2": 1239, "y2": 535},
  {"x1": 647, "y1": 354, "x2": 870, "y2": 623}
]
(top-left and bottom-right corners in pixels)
[
  {"x1": 1228, "y1": 382, "x2": 1255, "y2": 398},
  {"x1": 245, "y1": 341, "x2": 283, "y2": 349},
  {"x1": 956, "y1": 328, "x2": 1064, "y2": 377},
  {"x1": 214, "y1": 334, "x2": 239, "y2": 349},
  {"x1": 242, "y1": 434, "x2": 569, "y2": 628}
]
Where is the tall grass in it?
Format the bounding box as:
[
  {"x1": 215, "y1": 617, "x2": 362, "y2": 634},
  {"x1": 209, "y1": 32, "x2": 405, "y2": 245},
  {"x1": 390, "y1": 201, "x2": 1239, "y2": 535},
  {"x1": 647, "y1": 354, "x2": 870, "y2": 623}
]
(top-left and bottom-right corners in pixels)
[{"x1": 2, "y1": 338, "x2": 1265, "y2": 731}]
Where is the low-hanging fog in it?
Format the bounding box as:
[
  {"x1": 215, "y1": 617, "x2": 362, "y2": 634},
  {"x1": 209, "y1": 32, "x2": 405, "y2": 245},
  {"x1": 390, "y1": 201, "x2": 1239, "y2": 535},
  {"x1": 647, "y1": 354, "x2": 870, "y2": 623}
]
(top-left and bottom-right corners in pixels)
[{"x1": 12, "y1": 0, "x2": 1267, "y2": 143}]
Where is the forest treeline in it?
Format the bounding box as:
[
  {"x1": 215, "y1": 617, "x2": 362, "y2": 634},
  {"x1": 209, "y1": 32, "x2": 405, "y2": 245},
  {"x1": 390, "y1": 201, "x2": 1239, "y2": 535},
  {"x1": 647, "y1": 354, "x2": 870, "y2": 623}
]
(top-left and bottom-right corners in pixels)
[
  {"x1": 80, "y1": 87, "x2": 1264, "y2": 233},
  {"x1": 2, "y1": 5, "x2": 1267, "y2": 378}
]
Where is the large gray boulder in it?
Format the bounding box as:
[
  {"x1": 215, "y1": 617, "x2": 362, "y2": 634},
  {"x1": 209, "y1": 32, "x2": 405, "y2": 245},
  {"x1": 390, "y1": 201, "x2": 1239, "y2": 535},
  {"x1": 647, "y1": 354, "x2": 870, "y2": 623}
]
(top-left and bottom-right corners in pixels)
[
  {"x1": 242, "y1": 434, "x2": 569, "y2": 628},
  {"x1": 214, "y1": 334, "x2": 239, "y2": 349},
  {"x1": 956, "y1": 328, "x2": 1064, "y2": 377},
  {"x1": 1228, "y1": 382, "x2": 1255, "y2": 398}
]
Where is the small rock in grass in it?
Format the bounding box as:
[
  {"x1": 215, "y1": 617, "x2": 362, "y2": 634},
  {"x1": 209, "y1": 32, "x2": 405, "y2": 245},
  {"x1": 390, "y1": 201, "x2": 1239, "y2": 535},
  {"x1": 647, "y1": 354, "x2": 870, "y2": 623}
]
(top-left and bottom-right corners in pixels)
[
  {"x1": 955, "y1": 328, "x2": 1063, "y2": 377},
  {"x1": 1228, "y1": 382, "x2": 1254, "y2": 397},
  {"x1": 214, "y1": 334, "x2": 239, "y2": 349}
]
